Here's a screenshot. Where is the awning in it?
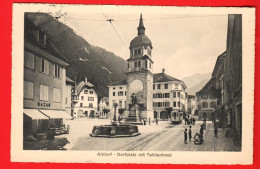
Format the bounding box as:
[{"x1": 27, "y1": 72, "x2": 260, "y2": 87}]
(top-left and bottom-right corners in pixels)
[
  {"x1": 39, "y1": 109, "x2": 72, "y2": 119},
  {"x1": 24, "y1": 109, "x2": 49, "y2": 120}
]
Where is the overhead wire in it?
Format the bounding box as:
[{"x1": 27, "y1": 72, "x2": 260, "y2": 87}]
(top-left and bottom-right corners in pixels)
[
  {"x1": 102, "y1": 13, "x2": 126, "y2": 48},
  {"x1": 66, "y1": 14, "x2": 227, "y2": 22}
]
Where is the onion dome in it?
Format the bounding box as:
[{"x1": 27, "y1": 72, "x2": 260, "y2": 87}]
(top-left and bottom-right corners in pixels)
[{"x1": 130, "y1": 14, "x2": 152, "y2": 49}]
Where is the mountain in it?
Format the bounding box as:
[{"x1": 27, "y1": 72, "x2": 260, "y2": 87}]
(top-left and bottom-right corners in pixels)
[
  {"x1": 25, "y1": 13, "x2": 127, "y2": 99},
  {"x1": 181, "y1": 73, "x2": 211, "y2": 95}
]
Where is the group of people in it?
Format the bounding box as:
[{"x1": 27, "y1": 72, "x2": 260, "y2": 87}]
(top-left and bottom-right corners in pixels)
[
  {"x1": 142, "y1": 117, "x2": 158, "y2": 125},
  {"x1": 184, "y1": 125, "x2": 204, "y2": 144},
  {"x1": 184, "y1": 115, "x2": 196, "y2": 125}
]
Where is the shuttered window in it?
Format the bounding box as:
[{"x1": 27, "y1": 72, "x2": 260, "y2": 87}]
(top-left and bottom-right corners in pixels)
[
  {"x1": 40, "y1": 85, "x2": 49, "y2": 101},
  {"x1": 40, "y1": 58, "x2": 49, "y2": 74},
  {"x1": 53, "y1": 88, "x2": 61, "y2": 102},
  {"x1": 24, "y1": 51, "x2": 35, "y2": 69},
  {"x1": 24, "y1": 81, "x2": 34, "y2": 99}
]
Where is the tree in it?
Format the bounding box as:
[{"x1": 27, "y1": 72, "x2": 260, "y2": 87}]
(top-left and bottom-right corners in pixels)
[{"x1": 165, "y1": 107, "x2": 173, "y2": 119}]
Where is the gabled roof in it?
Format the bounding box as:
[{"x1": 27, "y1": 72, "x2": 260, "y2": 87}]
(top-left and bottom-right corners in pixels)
[
  {"x1": 196, "y1": 77, "x2": 216, "y2": 94},
  {"x1": 212, "y1": 51, "x2": 226, "y2": 77},
  {"x1": 108, "y1": 72, "x2": 186, "y2": 88},
  {"x1": 108, "y1": 79, "x2": 127, "y2": 86},
  {"x1": 24, "y1": 14, "x2": 69, "y2": 65},
  {"x1": 66, "y1": 77, "x2": 74, "y2": 84},
  {"x1": 76, "y1": 81, "x2": 95, "y2": 95},
  {"x1": 153, "y1": 73, "x2": 182, "y2": 83}
]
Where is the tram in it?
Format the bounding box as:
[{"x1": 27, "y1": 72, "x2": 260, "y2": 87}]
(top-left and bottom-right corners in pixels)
[{"x1": 170, "y1": 110, "x2": 183, "y2": 124}]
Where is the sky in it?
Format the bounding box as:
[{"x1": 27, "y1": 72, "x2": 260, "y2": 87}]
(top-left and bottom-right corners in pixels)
[{"x1": 63, "y1": 13, "x2": 228, "y2": 79}]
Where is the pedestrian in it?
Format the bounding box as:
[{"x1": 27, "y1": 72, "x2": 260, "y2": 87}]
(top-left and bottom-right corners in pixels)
[
  {"x1": 66, "y1": 124, "x2": 70, "y2": 134},
  {"x1": 200, "y1": 125, "x2": 204, "y2": 141},
  {"x1": 156, "y1": 118, "x2": 158, "y2": 125},
  {"x1": 189, "y1": 126, "x2": 192, "y2": 141},
  {"x1": 185, "y1": 117, "x2": 187, "y2": 125},
  {"x1": 184, "y1": 128, "x2": 188, "y2": 144},
  {"x1": 149, "y1": 117, "x2": 151, "y2": 125},
  {"x1": 193, "y1": 118, "x2": 196, "y2": 125},
  {"x1": 214, "y1": 123, "x2": 218, "y2": 137},
  {"x1": 143, "y1": 119, "x2": 146, "y2": 125}
]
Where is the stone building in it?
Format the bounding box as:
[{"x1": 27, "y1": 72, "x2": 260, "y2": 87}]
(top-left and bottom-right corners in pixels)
[
  {"x1": 224, "y1": 14, "x2": 242, "y2": 144},
  {"x1": 98, "y1": 97, "x2": 109, "y2": 118},
  {"x1": 212, "y1": 51, "x2": 226, "y2": 127},
  {"x1": 72, "y1": 78, "x2": 98, "y2": 118},
  {"x1": 196, "y1": 78, "x2": 218, "y2": 121},
  {"x1": 65, "y1": 77, "x2": 74, "y2": 116},
  {"x1": 23, "y1": 15, "x2": 71, "y2": 136}
]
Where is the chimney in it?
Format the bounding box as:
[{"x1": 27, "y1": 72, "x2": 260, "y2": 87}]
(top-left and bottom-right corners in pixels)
[
  {"x1": 85, "y1": 77, "x2": 88, "y2": 83},
  {"x1": 162, "y1": 68, "x2": 165, "y2": 74}
]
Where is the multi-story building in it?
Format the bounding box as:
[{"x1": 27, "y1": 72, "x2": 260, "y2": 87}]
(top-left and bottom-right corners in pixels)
[
  {"x1": 72, "y1": 78, "x2": 98, "y2": 118},
  {"x1": 23, "y1": 15, "x2": 71, "y2": 136},
  {"x1": 98, "y1": 97, "x2": 109, "y2": 118},
  {"x1": 65, "y1": 77, "x2": 74, "y2": 116},
  {"x1": 152, "y1": 70, "x2": 187, "y2": 119},
  {"x1": 187, "y1": 95, "x2": 196, "y2": 115},
  {"x1": 108, "y1": 69, "x2": 187, "y2": 120},
  {"x1": 196, "y1": 78, "x2": 218, "y2": 120},
  {"x1": 224, "y1": 14, "x2": 242, "y2": 144},
  {"x1": 212, "y1": 51, "x2": 226, "y2": 127}
]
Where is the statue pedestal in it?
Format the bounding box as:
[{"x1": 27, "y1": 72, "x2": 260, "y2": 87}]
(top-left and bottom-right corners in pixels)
[{"x1": 124, "y1": 105, "x2": 142, "y2": 125}]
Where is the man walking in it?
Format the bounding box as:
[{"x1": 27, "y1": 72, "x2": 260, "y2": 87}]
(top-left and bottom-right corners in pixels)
[
  {"x1": 184, "y1": 128, "x2": 188, "y2": 144},
  {"x1": 189, "y1": 126, "x2": 192, "y2": 141},
  {"x1": 200, "y1": 125, "x2": 204, "y2": 141},
  {"x1": 214, "y1": 122, "x2": 218, "y2": 137}
]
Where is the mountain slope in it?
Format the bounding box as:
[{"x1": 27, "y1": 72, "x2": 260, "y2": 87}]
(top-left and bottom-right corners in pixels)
[
  {"x1": 25, "y1": 13, "x2": 127, "y2": 99},
  {"x1": 181, "y1": 73, "x2": 211, "y2": 95}
]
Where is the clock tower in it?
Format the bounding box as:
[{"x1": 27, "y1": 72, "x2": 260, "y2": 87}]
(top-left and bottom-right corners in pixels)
[{"x1": 125, "y1": 14, "x2": 154, "y2": 122}]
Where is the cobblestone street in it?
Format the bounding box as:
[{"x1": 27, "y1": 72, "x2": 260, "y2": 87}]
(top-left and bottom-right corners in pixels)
[{"x1": 59, "y1": 119, "x2": 240, "y2": 151}]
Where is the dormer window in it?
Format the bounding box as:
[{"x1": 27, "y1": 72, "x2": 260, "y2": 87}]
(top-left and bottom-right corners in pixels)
[{"x1": 38, "y1": 30, "x2": 46, "y2": 47}]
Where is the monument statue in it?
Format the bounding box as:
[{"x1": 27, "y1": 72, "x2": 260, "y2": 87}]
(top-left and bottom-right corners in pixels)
[{"x1": 131, "y1": 93, "x2": 137, "y2": 105}]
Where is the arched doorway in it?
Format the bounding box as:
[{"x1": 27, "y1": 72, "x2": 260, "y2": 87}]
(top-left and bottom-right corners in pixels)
[
  {"x1": 154, "y1": 111, "x2": 158, "y2": 119},
  {"x1": 160, "y1": 111, "x2": 168, "y2": 120},
  {"x1": 77, "y1": 110, "x2": 84, "y2": 118}
]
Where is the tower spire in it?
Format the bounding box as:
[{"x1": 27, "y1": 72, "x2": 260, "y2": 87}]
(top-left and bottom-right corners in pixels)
[{"x1": 137, "y1": 14, "x2": 145, "y2": 35}]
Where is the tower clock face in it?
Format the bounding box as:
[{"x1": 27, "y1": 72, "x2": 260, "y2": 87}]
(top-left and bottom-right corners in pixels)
[{"x1": 129, "y1": 80, "x2": 144, "y2": 102}]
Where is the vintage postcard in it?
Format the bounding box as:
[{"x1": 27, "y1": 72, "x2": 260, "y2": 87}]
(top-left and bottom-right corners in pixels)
[{"x1": 11, "y1": 4, "x2": 255, "y2": 164}]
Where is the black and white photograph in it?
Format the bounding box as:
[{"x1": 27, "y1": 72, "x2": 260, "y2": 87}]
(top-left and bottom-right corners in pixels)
[{"x1": 11, "y1": 4, "x2": 255, "y2": 164}]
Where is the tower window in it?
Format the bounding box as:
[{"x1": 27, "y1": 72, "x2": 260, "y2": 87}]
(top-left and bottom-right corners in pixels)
[
  {"x1": 134, "y1": 61, "x2": 137, "y2": 68},
  {"x1": 138, "y1": 48, "x2": 141, "y2": 54},
  {"x1": 149, "y1": 62, "x2": 151, "y2": 69},
  {"x1": 138, "y1": 61, "x2": 141, "y2": 67},
  {"x1": 147, "y1": 48, "x2": 151, "y2": 56},
  {"x1": 134, "y1": 48, "x2": 142, "y2": 56}
]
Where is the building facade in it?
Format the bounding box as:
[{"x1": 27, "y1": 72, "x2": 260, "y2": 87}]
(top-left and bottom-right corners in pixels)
[
  {"x1": 187, "y1": 95, "x2": 196, "y2": 115},
  {"x1": 98, "y1": 97, "x2": 109, "y2": 118},
  {"x1": 196, "y1": 78, "x2": 218, "y2": 121},
  {"x1": 65, "y1": 77, "x2": 74, "y2": 116},
  {"x1": 212, "y1": 51, "x2": 226, "y2": 127},
  {"x1": 23, "y1": 15, "x2": 71, "y2": 136},
  {"x1": 224, "y1": 14, "x2": 242, "y2": 144},
  {"x1": 72, "y1": 78, "x2": 98, "y2": 118}
]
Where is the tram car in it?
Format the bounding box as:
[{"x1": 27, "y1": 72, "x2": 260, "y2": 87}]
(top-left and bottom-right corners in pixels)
[{"x1": 170, "y1": 110, "x2": 183, "y2": 124}]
